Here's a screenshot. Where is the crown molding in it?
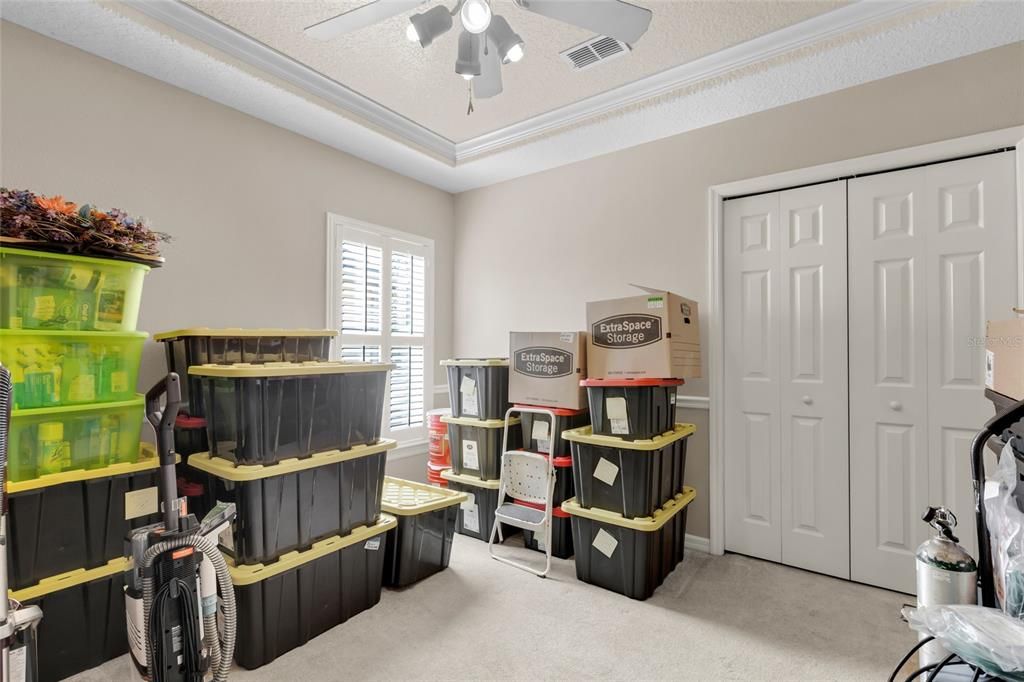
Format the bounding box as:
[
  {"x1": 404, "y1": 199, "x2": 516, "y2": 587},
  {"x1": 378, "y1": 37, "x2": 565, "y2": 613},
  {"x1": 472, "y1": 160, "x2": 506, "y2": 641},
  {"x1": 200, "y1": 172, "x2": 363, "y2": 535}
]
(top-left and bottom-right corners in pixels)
[
  {"x1": 453, "y1": 0, "x2": 921, "y2": 159},
  {"x1": 124, "y1": 0, "x2": 456, "y2": 163}
]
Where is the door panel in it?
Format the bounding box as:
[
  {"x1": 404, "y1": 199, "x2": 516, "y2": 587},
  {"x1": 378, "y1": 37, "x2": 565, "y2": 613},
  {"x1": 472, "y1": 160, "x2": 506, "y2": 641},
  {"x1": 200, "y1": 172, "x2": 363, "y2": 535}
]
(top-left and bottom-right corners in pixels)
[
  {"x1": 850, "y1": 151, "x2": 1018, "y2": 593},
  {"x1": 850, "y1": 167, "x2": 930, "y2": 593},
  {"x1": 925, "y1": 152, "x2": 1018, "y2": 562},
  {"x1": 778, "y1": 181, "x2": 849, "y2": 578},
  {"x1": 725, "y1": 193, "x2": 782, "y2": 562}
]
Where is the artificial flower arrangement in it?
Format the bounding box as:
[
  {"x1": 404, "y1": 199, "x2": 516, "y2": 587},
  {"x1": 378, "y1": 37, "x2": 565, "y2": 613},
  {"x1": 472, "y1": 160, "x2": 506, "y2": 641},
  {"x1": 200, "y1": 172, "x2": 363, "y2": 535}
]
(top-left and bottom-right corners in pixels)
[{"x1": 1, "y1": 187, "x2": 169, "y2": 264}]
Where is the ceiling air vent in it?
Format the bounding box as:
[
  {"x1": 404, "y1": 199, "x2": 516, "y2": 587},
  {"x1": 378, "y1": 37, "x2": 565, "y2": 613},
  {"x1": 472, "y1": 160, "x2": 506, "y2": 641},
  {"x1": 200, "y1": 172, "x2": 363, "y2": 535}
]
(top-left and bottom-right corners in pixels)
[{"x1": 560, "y1": 35, "x2": 630, "y2": 71}]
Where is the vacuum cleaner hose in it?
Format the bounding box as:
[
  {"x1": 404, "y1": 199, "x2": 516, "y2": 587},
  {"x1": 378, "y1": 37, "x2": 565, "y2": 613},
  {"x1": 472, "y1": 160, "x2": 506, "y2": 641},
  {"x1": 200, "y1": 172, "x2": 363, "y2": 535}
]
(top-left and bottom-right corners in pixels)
[
  {"x1": 0, "y1": 365, "x2": 12, "y2": 513},
  {"x1": 141, "y1": 532, "x2": 235, "y2": 682}
]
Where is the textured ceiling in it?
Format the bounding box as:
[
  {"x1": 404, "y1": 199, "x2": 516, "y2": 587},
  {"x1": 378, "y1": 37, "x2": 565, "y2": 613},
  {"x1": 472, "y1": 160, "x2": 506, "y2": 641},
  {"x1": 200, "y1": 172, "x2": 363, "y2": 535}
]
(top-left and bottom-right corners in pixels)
[{"x1": 184, "y1": 0, "x2": 847, "y2": 142}]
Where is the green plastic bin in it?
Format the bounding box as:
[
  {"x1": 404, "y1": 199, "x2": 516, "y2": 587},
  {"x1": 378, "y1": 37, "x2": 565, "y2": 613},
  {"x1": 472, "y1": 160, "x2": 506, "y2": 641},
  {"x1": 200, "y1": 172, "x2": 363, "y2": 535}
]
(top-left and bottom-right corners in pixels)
[
  {"x1": 0, "y1": 246, "x2": 149, "y2": 332},
  {"x1": 7, "y1": 396, "x2": 144, "y2": 481},
  {"x1": 0, "y1": 329, "x2": 147, "y2": 409}
]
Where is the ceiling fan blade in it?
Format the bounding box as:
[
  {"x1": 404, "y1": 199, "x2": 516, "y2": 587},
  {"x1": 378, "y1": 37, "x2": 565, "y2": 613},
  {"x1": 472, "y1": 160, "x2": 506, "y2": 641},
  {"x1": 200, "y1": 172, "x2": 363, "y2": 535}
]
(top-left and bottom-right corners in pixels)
[
  {"x1": 304, "y1": 0, "x2": 428, "y2": 40},
  {"x1": 473, "y1": 34, "x2": 503, "y2": 99},
  {"x1": 515, "y1": 0, "x2": 652, "y2": 45}
]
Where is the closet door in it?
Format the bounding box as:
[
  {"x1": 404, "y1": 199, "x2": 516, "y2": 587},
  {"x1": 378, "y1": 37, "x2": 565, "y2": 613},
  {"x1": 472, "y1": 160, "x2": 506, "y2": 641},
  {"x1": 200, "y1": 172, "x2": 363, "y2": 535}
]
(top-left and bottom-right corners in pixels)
[
  {"x1": 849, "y1": 167, "x2": 931, "y2": 593},
  {"x1": 778, "y1": 181, "x2": 849, "y2": 578},
  {"x1": 724, "y1": 182, "x2": 849, "y2": 575},
  {"x1": 724, "y1": 193, "x2": 783, "y2": 562},
  {"x1": 850, "y1": 151, "x2": 1018, "y2": 593}
]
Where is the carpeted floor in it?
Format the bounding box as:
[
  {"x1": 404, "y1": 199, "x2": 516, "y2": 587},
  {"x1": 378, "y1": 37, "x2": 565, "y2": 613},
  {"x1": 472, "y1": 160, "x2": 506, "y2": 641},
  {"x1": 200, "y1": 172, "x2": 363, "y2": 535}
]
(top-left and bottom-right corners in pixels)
[{"x1": 74, "y1": 536, "x2": 917, "y2": 681}]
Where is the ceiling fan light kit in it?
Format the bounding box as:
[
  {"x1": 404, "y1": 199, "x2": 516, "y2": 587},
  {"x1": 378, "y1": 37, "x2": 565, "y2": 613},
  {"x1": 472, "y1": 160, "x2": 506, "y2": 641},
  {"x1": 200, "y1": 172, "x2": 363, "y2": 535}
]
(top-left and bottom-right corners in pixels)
[
  {"x1": 304, "y1": 0, "x2": 653, "y2": 102},
  {"x1": 406, "y1": 5, "x2": 453, "y2": 47}
]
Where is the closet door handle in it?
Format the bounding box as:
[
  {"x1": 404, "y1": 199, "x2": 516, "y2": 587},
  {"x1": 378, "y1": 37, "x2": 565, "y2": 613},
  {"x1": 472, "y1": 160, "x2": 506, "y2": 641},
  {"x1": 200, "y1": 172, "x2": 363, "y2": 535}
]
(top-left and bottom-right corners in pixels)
[
  {"x1": 801, "y1": 395, "x2": 813, "y2": 405},
  {"x1": 889, "y1": 401, "x2": 902, "y2": 411}
]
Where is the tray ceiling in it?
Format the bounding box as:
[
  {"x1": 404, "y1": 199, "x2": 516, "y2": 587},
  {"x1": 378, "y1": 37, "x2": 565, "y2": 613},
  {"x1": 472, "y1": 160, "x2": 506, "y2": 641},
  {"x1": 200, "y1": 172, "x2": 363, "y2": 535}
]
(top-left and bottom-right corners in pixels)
[{"x1": 183, "y1": 0, "x2": 847, "y2": 142}]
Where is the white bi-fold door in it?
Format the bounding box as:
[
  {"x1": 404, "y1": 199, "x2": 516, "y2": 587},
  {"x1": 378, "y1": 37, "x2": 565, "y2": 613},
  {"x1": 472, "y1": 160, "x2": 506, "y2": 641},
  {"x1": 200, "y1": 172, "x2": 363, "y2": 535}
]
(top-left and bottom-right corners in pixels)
[
  {"x1": 849, "y1": 151, "x2": 1018, "y2": 593},
  {"x1": 723, "y1": 180, "x2": 850, "y2": 578}
]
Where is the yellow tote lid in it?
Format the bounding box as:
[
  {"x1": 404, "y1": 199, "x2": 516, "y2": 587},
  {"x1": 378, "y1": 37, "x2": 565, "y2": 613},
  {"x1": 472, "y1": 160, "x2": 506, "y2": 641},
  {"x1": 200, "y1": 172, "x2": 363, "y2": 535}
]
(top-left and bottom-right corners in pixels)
[
  {"x1": 10, "y1": 557, "x2": 130, "y2": 602},
  {"x1": 439, "y1": 469, "x2": 500, "y2": 489},
  {"x1": 228, "y1": 515, "x2": 397, "y2": 586},
  {"x1": 6, "y1": 444, "x2": 175, "y2": 494},
  {"x1": 562, "y1": 423, "x2": 696, "y2": 450},
  {"x1": 440, "y1": 415, "x2": 520, "y2": 428},
  {"x1": 380, "y1": 476, "x2": 468, "y2": 515},
  {"x1": 560, "y1": 487, "x2": 696, "y2": 531},
  {"x1": 10, "y1": 395, "x2": 144, "y2": 419},
  {"x1": 0, "y1": 246, "x2": 150, "y2": 272},
  {"x1": 188, "y1": 440, "x2": 397, "y2": 481},
  {"x1": 188, "y1": 361, "x2": 394, "y2": 378},
  {"x1": 154, "y1": 328, "x2": 338, "y2": 341},
  {"x1": 440, "y1": 358, "x2": 509, "y2": 367}
]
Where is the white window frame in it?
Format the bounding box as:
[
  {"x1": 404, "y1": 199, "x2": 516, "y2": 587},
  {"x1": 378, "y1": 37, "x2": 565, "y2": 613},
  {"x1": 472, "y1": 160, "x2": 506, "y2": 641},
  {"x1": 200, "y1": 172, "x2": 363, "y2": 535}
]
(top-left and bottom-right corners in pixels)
[{"x1": 325, "y1": 213, "x2": 434, "y2": 447}]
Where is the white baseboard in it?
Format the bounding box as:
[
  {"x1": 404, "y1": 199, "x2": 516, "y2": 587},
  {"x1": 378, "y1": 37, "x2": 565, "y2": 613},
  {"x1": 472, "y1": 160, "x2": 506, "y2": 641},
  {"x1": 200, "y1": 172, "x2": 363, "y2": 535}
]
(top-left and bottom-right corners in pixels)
[{"x1": 684, "y1": 534, "x2": 711, "y2": 554}]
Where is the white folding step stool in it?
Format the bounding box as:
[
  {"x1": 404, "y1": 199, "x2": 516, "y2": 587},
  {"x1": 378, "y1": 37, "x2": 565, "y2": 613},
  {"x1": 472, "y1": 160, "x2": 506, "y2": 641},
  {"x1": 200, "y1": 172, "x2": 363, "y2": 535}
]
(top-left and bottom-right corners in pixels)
[{"x1": 488, "y1": 406, "x2": 561, "y2": 577}]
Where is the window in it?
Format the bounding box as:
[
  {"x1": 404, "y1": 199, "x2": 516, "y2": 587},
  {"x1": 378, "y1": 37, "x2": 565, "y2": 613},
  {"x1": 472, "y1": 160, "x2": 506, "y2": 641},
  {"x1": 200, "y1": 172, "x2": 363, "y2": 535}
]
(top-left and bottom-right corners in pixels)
[{"x1": 326, "y1": 214, "x2": 433, "y2": 443}]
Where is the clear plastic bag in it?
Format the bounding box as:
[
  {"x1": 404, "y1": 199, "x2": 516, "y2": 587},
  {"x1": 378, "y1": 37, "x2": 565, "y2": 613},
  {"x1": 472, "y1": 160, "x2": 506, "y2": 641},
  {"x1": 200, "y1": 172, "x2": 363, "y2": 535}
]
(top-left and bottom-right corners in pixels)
[
  {"x1": 906, "y1": 605, "x2": 1024, "y2": 680},
  {"x1": 985, "y1": 439, "x2": 1024, "y2": 619}
]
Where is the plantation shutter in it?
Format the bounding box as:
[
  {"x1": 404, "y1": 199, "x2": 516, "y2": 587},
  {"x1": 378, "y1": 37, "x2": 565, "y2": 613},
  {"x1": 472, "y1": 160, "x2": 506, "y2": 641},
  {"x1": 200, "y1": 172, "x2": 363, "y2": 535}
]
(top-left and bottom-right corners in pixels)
[{"x1": 330, "y1": 217, "x2": 432, "y2": 442}]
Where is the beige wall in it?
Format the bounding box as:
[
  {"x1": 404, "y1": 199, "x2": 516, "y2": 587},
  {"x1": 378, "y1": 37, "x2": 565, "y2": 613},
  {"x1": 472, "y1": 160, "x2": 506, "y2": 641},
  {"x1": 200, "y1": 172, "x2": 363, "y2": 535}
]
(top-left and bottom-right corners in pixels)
[
  {"x1": 453, "y1": 42, "x2": 1024, "y2": 538},
  {"x1": 0, "y1": 21, "x2": 455, "y2": 416}
]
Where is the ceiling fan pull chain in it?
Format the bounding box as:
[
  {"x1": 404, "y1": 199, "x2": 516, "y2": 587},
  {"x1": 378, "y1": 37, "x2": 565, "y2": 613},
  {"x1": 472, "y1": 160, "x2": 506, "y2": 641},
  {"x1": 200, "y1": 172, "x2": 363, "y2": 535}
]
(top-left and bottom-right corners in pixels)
[{"x1": 466, "y1": 83, "x2": 475, "y2": 116}]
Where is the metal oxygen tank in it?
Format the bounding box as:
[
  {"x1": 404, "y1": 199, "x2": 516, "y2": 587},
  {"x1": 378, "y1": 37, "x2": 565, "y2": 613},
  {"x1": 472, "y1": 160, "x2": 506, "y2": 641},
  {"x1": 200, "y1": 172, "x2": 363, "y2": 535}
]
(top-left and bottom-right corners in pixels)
[{"x1": 916, "y1": 506, "x2": 977, "y2": 666}]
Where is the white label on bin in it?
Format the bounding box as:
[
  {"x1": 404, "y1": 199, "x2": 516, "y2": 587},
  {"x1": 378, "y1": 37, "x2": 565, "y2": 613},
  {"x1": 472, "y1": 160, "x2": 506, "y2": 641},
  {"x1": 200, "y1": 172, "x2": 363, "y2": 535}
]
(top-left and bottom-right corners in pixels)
[
  {"x1": 125, "y1": 487, "x2": 159, "y2": 520},
  {"x1": 985, "y1": 350, "x2": 995, "y2": 388},
  {"x1": 461, "y1": 492, "x2": 476, "y2": 510},
  {"x1": 364, "y1": 537, "x2": 382, "y2": 551},
  {"x1": 463, "y1": 503, "x2": 480, "y2": 533},
  {"x1": 532, "y1": 420, "x2": 551, "y2": 454},
  {"x1": 593, "y1": 529, "x2": 618, "y2": 558},
  {"x1": 460, "y1": 376, "x2": 479, "y2": 416},
  {"x1": 9, "y1": 645, "x2": 26, "y2": 682},
  {"x1": 462, "y1": 440, "x2": 480, "y2": 470},
  {"x1": 594, "y1": 458, "x2": 619, "y2": 486},
  {"x1": 606, "y1": 397, "x2": 629, "y2": 435}
]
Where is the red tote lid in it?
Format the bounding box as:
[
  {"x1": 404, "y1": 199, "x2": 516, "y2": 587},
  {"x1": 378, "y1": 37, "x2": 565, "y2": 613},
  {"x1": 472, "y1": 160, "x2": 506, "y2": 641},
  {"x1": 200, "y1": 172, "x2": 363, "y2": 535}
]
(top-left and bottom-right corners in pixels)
[
  {"x1": 513, "y1": 404, "x2": 588, "y2": 417},
  {"x1": 580, "y1": 377, "x2": 684, "y2": 388},
  {"x1": 176, "y1": 415, "x2": 207, "y2": 429},
  {"x1": 512, "y1": 499, "x2": 570, "y2": 518}
]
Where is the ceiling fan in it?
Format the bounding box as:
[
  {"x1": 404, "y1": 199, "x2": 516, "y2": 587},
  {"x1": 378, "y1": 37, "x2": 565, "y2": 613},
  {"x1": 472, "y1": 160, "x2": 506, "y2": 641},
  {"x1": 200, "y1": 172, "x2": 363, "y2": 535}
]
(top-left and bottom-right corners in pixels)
[{"x1": 304, "y1": 0, "x2": 653, "y2": 101}]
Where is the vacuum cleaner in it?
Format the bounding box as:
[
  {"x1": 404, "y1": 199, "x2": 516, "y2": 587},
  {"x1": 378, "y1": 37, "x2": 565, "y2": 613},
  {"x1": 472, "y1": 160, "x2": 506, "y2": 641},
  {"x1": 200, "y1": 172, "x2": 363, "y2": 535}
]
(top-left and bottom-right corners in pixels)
[
  {"x1": 124, "y1": 372, "x2": 236, "y2": 682},
  {"x1": 0, "y1": 364, "x2": 43, "y2": 682}
]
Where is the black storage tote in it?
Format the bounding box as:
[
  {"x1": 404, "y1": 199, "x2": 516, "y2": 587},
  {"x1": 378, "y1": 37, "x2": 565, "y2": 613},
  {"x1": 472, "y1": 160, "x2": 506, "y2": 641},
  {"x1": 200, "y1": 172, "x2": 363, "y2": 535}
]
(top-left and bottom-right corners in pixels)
[
  {"x1": 440, "y1": 469, "x2": 518, "y2": 541},
  {"x1": 562, "y1": 487, "x2": 695, "y2": 600},
  {"x1": 7, "y1": 447, "x2": 164, "y2": 590},
  {"x1": 582, "y1": 377, "x2": 682, "y2": 440},
  {"x1": 188, "y1": 439, "x2": 394, "y2": 565},
  {"x1": 11, "y1": 558, "x2": 130, "y2": 682},
  {"x1": 190, "y1": 360, "x2": 391, "y2": 465},
  {"x1": 517, "y1": 406, "x2": 589, "y2": 455},
  {"x1": 154, "y1": 327, "x2": 336, "y2": 416},
  {"x1": 380, "y1": 476, "x2": 468, "y2": 587},
  {"x1": 443, "y1": 414, "x2": 521, "y2": 480},
  {"x1": 230, "y1": 515, "x2": 395, "y2": 669},
  {"x1": 442, "y1": 358, "x2": 510, "y2": 420},
  {"x1": 563, "y1": 423, "x2": 694, "y2": 519}
]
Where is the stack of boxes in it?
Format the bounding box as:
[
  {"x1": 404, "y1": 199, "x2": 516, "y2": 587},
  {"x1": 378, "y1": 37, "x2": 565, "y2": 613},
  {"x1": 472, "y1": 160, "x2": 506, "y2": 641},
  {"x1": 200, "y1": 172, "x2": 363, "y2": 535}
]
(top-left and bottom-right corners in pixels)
[
  {"x1": 0, "y1": 246, "x2": 159, "y2": 681},
  {"x1": 558, "y1": 287, "x2": 701, "y2": 600},
  {"x1": 439, "y1": 359, "x2": 521, "y2": 540},
  {"x1": 169, "y1": 352, "x2": 396, "y2": 669},
  {"x1": 507, "y1": 332, "x2": 590, "y2": 558}
]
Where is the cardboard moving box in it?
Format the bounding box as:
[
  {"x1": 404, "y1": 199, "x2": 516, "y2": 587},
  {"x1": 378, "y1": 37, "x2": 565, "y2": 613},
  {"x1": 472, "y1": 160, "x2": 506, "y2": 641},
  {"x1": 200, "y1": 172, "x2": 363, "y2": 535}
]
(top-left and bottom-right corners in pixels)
[
  {"x1": 509, "y1": 332, "x2": 587, "y2": 410},
  {"x1": 986, "y1": 316, "x2": 1024, "y2": 400},
  {"x1": 587, "y1": 286, "x2": 701, "y2": 380}
]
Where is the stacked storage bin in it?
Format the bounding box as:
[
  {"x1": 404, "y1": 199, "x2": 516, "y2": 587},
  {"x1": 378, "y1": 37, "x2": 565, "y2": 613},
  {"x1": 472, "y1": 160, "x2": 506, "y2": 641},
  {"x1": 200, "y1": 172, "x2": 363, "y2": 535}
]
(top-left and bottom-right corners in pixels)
[
  {"x1": 380, "y1": 477, "x2": 468, "y2": 586},
  {"x1": 561, "y1": 376, "x2": 698, "y2": 600},
  {"x1": 0, "y1": 246, "x2": 156, "y2": 681},
  {"x1": 186, "y1": 360, "x2": 397, "y2": 669},
  {"x1": 514, "y1": 407, "x2": 589, "y2": 559},
  {"x1": 154, "y1": 328, "x2": 337, "y2": 511},
  {"x1": 426, "y1": 409, "x2": 450, "y2": 487},
  {"x1": 439, "y1": 359, "x2": 522, "y2": 541}
]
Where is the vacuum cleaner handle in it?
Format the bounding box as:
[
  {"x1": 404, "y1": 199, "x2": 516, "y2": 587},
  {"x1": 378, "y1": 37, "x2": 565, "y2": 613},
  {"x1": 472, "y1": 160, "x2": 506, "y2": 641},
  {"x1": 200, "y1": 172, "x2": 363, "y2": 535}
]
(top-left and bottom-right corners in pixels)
[
  {"x1": 146, "y1": 373, "x2": 182, "y2": 467},
  {"x1": 970, "y1": 394, "x2": 1024, "y2": 608}
]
